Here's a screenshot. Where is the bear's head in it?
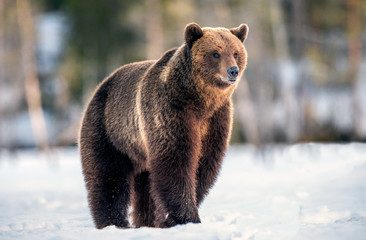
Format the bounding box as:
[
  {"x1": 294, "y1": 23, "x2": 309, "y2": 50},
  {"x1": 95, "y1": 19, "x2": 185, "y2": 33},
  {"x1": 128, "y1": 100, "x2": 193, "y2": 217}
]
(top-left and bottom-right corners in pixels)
[{"x1": 185, "y1": 23, "x2": 248, "y2": 88}]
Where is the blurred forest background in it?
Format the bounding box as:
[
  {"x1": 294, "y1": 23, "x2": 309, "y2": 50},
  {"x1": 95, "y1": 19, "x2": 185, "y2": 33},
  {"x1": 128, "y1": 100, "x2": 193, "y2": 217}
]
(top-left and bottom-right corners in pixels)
[{"x1": 0, "y1": 0, "x2": 365, "y2": 150}]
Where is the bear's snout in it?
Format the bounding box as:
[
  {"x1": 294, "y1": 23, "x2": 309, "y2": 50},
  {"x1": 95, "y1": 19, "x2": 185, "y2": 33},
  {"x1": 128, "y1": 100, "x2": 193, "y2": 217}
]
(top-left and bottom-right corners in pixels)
[
  {"x1": 227, "y1": 66, "x2": 239, "y2": 79},
  {"x1": 226, "y1": 66, "x2": 239, "y2": 84}
]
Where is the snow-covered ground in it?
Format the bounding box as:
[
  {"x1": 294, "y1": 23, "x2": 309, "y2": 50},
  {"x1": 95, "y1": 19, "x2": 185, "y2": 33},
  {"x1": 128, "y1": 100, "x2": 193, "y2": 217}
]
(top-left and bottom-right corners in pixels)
[{"x1": 1, "y1": 143, "x2": 366, "y2": 240}]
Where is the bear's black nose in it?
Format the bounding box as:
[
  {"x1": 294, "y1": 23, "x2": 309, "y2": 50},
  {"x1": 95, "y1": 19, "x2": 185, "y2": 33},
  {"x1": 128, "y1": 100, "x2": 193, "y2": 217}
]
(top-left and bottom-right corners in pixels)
[{"x1": 227, "y1": 66, "x2": 239, "y2": 79}]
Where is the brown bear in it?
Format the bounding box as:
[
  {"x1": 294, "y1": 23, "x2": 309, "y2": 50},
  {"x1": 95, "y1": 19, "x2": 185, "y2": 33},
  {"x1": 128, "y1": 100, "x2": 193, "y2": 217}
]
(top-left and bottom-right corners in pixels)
[{"x1": 79, "y1": 22, "x2": 249, "y2": 229}]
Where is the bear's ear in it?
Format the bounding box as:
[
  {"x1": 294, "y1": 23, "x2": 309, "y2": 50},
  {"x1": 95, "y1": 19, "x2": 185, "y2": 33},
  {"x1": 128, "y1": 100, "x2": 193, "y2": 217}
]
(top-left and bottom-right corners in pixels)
[
  {"x1": 184, "y1": 22, "x2": 203, "y2": 47},
  {"x1": 230, "y1": 24, "x2": 249, "y2": 43}
]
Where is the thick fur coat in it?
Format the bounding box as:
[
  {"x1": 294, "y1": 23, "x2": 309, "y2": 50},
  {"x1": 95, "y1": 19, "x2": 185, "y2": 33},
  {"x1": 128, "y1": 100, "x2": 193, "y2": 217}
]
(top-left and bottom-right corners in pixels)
[{"x1": 79, "y1": 22, "x2": 249, "y2": 229}]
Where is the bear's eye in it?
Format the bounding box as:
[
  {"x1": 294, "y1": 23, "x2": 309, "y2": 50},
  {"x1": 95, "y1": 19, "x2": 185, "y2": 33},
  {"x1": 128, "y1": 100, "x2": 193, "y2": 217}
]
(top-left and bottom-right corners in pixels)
[
  {"x1": 233, "y1": 53, "x2": 238, "y2": 58},
  {"x1": 213, "y1": 53, "x2": 221, "y2": 59}
]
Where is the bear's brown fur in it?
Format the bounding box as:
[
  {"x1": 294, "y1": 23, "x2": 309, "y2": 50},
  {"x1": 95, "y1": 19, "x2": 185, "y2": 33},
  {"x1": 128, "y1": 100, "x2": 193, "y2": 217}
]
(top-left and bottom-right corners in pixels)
[{"x1": 79, "y1": 22, "x2": 249, "y2": 229}]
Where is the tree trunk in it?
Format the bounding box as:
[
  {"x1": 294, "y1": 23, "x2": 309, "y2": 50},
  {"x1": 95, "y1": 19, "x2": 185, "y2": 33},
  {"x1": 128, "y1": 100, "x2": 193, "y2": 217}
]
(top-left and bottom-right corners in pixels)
[
  {"x1": 293, "y1": 0, "x2": 310, "y2": 140},
  {"x1": 146, "y1": 0, "x2": 163, "y2": 60},
  {"x1": 347, "y1": 0, "x2": 363, "y2": 140},
  {"x1": 293, "y1": 0, "x2": 305, "y2": 60},
  {"x1": 270, "y1": 0, "x2": 300, "y2": 142},
  {"x1": 239, "y1": 0, "x2": 274, "y2": 144},
  {"x1": 0, "y1": 0, "x2": 4, "y2": 147},
  {"x1": 16, "y1": 0, "x2": 49, "y2": 151}
]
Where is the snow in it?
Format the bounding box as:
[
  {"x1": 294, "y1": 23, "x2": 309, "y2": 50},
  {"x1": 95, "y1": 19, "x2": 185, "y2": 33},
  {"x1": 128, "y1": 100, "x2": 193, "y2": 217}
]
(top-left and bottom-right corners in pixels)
[{"x1": 1, "y1": 143, "x2": 366, "y2": 240}]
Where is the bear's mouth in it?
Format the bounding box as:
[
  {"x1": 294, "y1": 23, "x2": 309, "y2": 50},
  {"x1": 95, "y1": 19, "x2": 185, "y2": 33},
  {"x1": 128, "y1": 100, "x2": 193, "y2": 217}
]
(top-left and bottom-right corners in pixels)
[
  {"x1": 227, "y1": 79, "x2": 237, "y2": 84},
  {"x1": 218, "y1": 76, "x2": 237, "y2": 86}
]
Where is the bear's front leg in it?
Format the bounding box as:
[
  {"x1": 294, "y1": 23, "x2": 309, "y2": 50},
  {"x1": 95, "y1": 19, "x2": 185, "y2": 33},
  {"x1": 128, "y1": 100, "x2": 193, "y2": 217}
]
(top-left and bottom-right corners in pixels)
[
  {"x1": 146, "y1": 111, "x2": 201, "y2": 227},
  {"x1": 196, "y1": 102, "x2": 232, "y2": 206}
]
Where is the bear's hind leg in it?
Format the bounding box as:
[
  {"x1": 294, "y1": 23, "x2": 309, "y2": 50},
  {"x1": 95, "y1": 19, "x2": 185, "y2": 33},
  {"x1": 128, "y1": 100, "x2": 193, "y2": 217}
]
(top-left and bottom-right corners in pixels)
[
  {"x1": 132, "y1": 171, "x2": 155, "y2": 227},
  {"x1": 81, "y1": 140, "x2": 134, "y2": 229}
]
